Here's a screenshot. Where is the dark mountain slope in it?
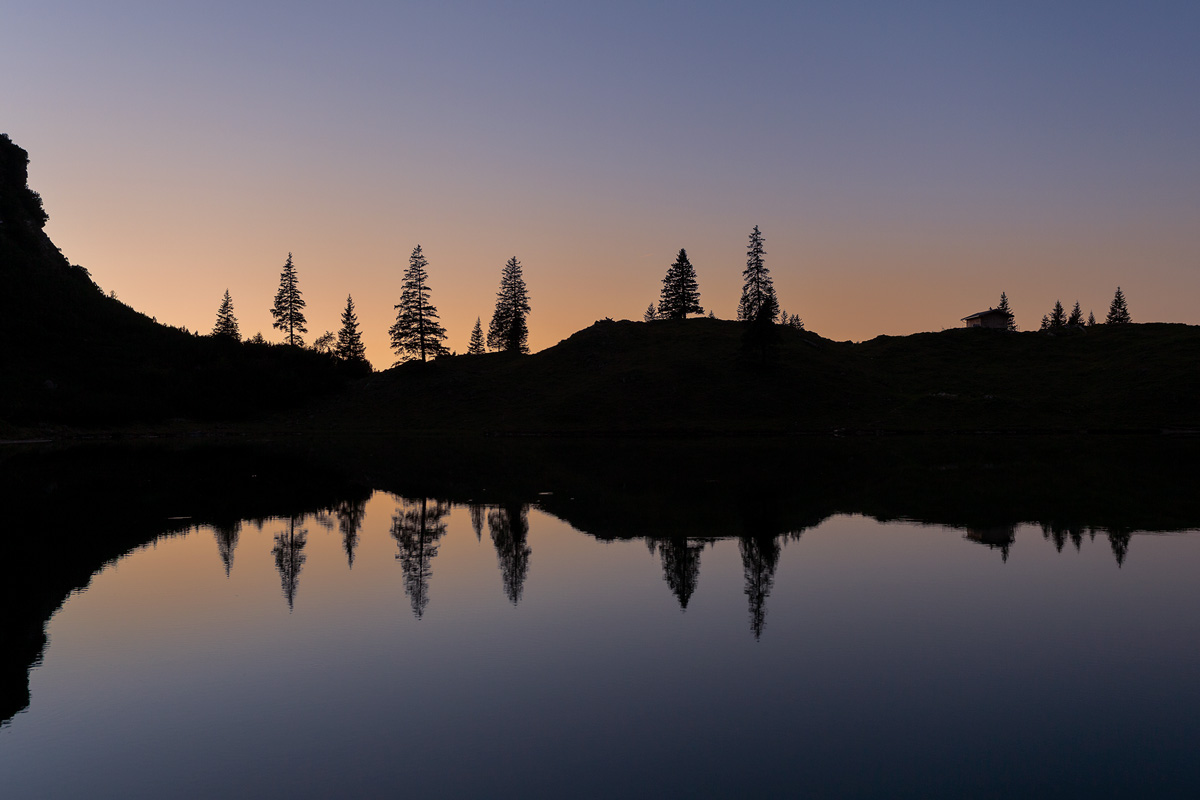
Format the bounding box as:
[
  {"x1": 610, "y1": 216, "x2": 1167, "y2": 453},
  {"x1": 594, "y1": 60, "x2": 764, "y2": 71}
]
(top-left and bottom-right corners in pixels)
[
  {"x1": 0, "y1": 134, "x2": 358, "y2": 427},
  {"x1": 309, "y1": 318, "x2": 1200, "y2": 434}
]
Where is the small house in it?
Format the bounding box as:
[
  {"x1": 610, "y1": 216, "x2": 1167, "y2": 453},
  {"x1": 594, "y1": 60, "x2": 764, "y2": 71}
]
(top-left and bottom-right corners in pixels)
[{"x1": 961, "y1": 308, "x2": 1012, "y2": 329}]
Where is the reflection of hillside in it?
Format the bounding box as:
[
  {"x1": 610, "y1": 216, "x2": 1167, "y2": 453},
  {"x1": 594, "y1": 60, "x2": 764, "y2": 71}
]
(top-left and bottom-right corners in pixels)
[
  {"x1": 0, "y1": 443, "x2": 370, "y2": 727},
  {"x1": 3, "y1": 434, "x2": 1198, "y2": 725}
]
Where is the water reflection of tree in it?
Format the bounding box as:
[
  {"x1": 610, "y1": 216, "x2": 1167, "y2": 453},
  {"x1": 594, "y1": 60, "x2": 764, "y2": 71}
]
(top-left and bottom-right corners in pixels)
[
  {"x1": 391, "y1": 498, "x2": 450, "y2": 618},
  {"x1": 488, "y1": 503, "x2": 531, "y2": 604},
  {"x1": 335, "y1": 498, "x2": 368, "y2": 568},
  {"x1": 739, "y1": 534, "x2": 783, "y2": 640},
  {"x1": 212, "y1": 521, "x2": 241, "y2": 576},
  {"x1": 469, "y1": 503, "x2": 485, "y2": 542},
  {"x1": 272, "y1": 516, "x2": 308, "y2": 610},
  {"x1": 656, "y1": 536, "x2": 706, "y2": 610}
]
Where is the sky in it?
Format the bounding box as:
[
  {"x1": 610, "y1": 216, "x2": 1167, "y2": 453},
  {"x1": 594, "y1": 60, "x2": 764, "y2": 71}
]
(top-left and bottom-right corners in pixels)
[{"x1": 3, "y1": 1, "x2": 1198, "y2": 366}]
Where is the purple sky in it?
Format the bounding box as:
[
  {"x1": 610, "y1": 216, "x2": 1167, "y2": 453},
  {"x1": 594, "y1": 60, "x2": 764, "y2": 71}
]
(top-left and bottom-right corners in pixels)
[{"x1": 4, "y1": 1, "x2": 1197, "y2": 363}]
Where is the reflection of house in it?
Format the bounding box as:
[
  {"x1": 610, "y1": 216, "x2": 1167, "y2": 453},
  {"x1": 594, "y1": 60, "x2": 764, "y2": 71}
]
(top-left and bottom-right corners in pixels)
[
  {"x1": 961, "y1": 308, "x2": 1012, "y2": 329},
  {"x1": 965, "y1": 525, "x2": 1016, "y2": 561}
]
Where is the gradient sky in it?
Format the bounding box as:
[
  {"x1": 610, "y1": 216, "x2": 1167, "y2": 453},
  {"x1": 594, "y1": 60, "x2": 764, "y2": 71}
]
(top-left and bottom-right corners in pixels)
[{"x1": 3, "y1": 1, "x2": 1198, "y2": 366}]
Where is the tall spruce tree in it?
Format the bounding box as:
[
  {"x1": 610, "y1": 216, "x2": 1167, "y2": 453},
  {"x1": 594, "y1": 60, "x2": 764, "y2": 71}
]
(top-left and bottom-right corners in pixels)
[
  {"x1": 390, "y1": 245, "x2": 449, "y2": 363},
  {"x1": 737, "y1": 225, "x2": 777, "y2": 322},
  {"x1": 212, "y1": 289, "x2": 240, "y2": 340},
  {"x1": 270, "y1": 253, "x2": 307, "y2": 346},
  {"x1": 335, "y1": 294, "x2": 367, "y2": 363},
  {"x1": 997, "y1": 291, "x2": 1017, "y2": 331},
  {"x1": 487, "y1": 256, "x2": 531, "y2": 354},
  {"x1": 1106, "y1": 286, "x2": 1131, "y2": 324},
  {"x1": 658, "y1": 248, "x2": 703, "y2": 319},
  {"x1": 467, "y1": 317, "x2": 486, "y2": 355},
  {"x1": 1047, "y1": 300, "x2": 1067, "y2": 330},
  {"x1": 1067, "y1": 301, "x2": 1084, "y2": 327}
]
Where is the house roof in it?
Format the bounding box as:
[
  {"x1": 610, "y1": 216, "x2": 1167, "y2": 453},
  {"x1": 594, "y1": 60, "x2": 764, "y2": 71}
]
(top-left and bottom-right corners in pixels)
[{"x1": 961, "y1": 308, "x2": 1012, "y2": 321}]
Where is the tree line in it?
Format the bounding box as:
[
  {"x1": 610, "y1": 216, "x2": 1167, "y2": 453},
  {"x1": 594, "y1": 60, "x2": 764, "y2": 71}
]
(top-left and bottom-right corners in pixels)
[
  {"x1": 208, "y1": 247, "x2": 533, "y2": 368},
  {"x1": 989, "y1": 287, "x2": 1133, "y2": 332},
  {"x1": 208, "y1": 227, "x2": 1138, "y2": 368},
  {"x1": 209, "y1": 223, "x2": 805, "y2": 369}
]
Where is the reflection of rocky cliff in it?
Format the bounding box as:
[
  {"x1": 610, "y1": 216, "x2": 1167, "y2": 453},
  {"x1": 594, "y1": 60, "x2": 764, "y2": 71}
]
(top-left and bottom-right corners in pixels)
[{"x1": 0, "y1": 443, "x2": 369, "y2": 727}]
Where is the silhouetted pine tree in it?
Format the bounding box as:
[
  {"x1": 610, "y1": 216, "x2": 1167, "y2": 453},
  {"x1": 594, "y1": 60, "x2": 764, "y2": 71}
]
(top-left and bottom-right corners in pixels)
[
  {"x1": 212, "y1": 289, "x2": 240, "y2": 340},
  {"x1": 467, "y1": 317, "x2": 485, "y2": 355},
  {"x1": 1087, "y1": 311, "x2": 1096, "y2": 326},
  {"x1": 390, "y1": 245, "x2": 448, "y2": 363},
  {"x1": 1068, "y1": 301, "x2": 1084, "y2": 326},
  {"x1": 1045, "y1": 300, "x2": 1067, "y2": 330},
  {"x1": 335, "y1": 295, "x2": 367, "y2": 363},
  {"x1": 997, "y1": 291, "x2": 1017, "y2": 331},
  {"x1": 1106, "y1": 286, "x2": 1131, "y2": 324},
  {"x1": 643, "y1": 303, "x2": 659, "y2": 322},
  {"x1": 270, "y1": 253, "x2": 307, "y2": 346},
  {"x1": 658, "y1": 248, "x2": 703, "y2": 319},
  {"x1": 487, "y1": 256, "x2": 531, "y2": 353},
  {"x1": 737, "y1": 225, "x2": 777, "y2": 322}
]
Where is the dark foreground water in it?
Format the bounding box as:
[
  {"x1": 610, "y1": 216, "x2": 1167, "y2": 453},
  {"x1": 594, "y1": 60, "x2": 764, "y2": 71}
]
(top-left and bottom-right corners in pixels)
[{"x1": 2, "y1": 438, "x2": 1199, "y2": 798}]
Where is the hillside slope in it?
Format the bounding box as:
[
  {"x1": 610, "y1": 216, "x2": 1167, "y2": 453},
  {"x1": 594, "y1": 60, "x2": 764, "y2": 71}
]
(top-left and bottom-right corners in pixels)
[
  {"x1": 0, "y1": 134, "x2": 358, "y2": 426},
  {"x1": 307, "y1": 318, "x2": 1200, "y2": 434}
]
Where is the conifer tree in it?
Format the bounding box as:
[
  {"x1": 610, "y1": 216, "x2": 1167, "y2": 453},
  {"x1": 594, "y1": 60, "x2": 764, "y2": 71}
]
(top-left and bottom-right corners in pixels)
[
  {"x1": 737, "y1": 225, "x2": 777, "y2": 322},
  {"x1": 1087, "y1": 311, "x2": 1096, "y2": 326},
  {"x1": 467, "y1": 317, "x2": 486, "y2": 355},
  {"x1": 658, "y1": 248, "x2": 703, "y2": 319},
  {"x1": 1039, "y1": 314, "x2": 1051, "y2": 331},
  {"x1": 390, "y1": 245, "x2": 449, "y2": 363},
  {"x1": 1106, "y1": 286, "x2": 1131, "y2": 324},
  {"x1": 335, "y1": 294, "x2": 367, "y2": 363},
  {"x1": 997, "y1": 291, "x2": 1017, "y2": 331},
  {"x1": 1046, "y1": 300, "x2": 1067, "y2": 330},
  {"x1": 487, "y1": 256, "x2": 531, "y2": 354},
  {"x1": 1067, "y1": 301, "x2": 1084, "y2": 327},
  {"x1": 212, "y1": 289, "x2": 240, "y2": 340},
  {"x1": 270, "y1": 253, "x2": 307, "y2": 346},
  {"x1": 643, "y1": 303, "x2": 659, "y2": 322}
]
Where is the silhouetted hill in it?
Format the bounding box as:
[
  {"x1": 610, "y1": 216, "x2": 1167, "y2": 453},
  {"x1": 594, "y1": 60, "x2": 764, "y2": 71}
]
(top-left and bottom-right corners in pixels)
[
  {"x1": 310, "y1": 318, "x2": 1200, "y2": 434},
  {"x1": 0, "y1": 134, "x2": 361, "y2": 427}
]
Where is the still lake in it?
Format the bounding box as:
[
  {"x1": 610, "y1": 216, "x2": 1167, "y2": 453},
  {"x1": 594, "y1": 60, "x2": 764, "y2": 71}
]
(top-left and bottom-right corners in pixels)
[{"x1": 2, "y1": 439, "x2": 1199, "y2": 798}]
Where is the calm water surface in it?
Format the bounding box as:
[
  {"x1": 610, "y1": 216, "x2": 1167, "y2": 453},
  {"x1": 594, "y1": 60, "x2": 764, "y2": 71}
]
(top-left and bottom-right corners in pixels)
[{"x1": 3, "y1": 486, "x2": 1199, "y2": 798}]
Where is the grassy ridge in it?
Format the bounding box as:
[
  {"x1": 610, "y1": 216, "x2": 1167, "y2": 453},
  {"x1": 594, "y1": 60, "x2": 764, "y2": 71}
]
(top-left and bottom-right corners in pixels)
[{"x1": 307, "y1": 318, "x2": 1200, "y2": 434}]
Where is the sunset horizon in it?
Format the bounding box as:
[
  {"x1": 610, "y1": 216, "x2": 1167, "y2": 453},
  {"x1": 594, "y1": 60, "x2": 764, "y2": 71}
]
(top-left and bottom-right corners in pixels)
[{"x1": 4, "y1": 3, "x2": 1196, "y2": 368}]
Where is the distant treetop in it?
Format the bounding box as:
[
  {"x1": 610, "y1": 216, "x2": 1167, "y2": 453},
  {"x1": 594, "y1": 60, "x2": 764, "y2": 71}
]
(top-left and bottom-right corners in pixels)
[
  {"x1": 659, "y1": 248, "x2": 703, "y2": 320},
  {"x1": 270, "y1": 253, "x2": 307, "y2": 346},
  {"x1": 1106, "y1": 287, "x2": 1131, "y2": 324},
  {"x1": 737, "y1": 225, "x2": 777, "y2": 323},
  {"x1": 488, "y1": 256, "x2": 531, "y2": 354},
  {"x1": 212, "y1": 289, "x2": 240, "y2": 340},
  {"x1": 390, "y1": 244, "x2": 449, "y2": 363}
]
